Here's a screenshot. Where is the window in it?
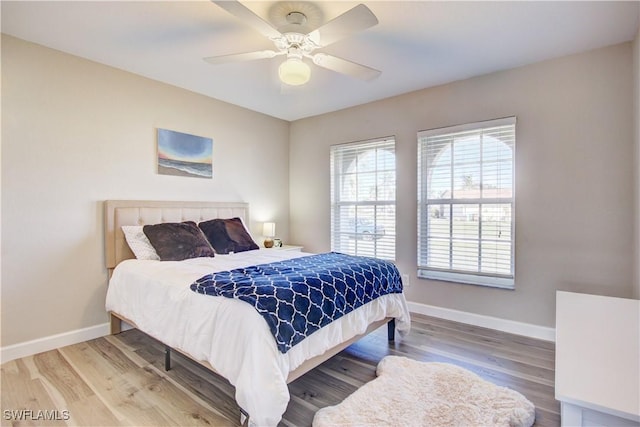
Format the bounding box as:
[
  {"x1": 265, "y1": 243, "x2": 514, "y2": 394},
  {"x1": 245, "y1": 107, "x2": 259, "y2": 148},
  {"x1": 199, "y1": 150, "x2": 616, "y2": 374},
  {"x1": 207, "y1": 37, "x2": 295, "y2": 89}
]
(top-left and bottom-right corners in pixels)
[
  {"x1": 417, "y1": 117, "x2": 515, "y2": 288},
  {"x1": 330, "y1": 137, "x2": 396, "y2": 260}
]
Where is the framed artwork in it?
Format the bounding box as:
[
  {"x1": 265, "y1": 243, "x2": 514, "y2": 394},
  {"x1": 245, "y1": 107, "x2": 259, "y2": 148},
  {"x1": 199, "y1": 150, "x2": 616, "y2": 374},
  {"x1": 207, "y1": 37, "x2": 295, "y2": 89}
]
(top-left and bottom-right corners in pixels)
[{"x1": 157, "y1": 128, "x2": 213, "y2": 179}]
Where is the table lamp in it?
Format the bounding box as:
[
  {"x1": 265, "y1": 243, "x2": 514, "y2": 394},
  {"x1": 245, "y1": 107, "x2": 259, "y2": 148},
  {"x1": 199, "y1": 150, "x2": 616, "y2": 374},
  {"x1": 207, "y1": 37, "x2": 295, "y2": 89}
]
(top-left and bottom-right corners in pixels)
[{"x1": 263, "y1": 222, "x2": 275, "y2": 248}]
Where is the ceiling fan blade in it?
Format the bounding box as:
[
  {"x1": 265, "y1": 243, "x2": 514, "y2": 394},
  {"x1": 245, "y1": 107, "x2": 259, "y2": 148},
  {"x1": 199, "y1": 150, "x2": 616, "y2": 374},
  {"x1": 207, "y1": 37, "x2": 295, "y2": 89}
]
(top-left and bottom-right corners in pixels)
[
  {"x1": 307, "y1": 4, "x2": 378, "y2": 47},
  {"x1": 212, "y1": 0, "x2": 282, "y2": 39},
  {"x1": 312, "y1": 53, "x2": 381, "y2": 81},
  {"x1": 204, "y1": 50, "x2": 278, "y2": 65}
]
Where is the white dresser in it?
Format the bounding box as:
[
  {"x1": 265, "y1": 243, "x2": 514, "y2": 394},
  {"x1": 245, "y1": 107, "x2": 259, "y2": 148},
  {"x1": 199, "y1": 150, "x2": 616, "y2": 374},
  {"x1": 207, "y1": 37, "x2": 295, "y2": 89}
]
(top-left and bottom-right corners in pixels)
[{"x1": 555, "y1": 291, "x2": 640, "y2": 427}]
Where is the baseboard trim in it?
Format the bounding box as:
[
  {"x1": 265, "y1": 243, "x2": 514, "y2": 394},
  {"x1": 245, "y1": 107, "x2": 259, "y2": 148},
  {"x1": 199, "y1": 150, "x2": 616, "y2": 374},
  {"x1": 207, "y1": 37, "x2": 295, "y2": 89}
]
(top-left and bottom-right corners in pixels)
[
  {"x1": 407, "y1": 301, "x2": 556, "y2": 342},
  {"x1": 1, "y1": 304, "x2": 553, "y2": 363},
  {"x1": 1, "y1": 323, "x2": 111, "y2": 363}
]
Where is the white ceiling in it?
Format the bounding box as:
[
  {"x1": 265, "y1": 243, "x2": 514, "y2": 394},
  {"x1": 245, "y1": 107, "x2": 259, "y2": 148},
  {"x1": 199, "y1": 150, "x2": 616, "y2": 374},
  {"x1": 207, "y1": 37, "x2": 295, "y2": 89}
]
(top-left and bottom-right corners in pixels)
[{"x1": 2, "y1": 1, "x2": 639, "y2": 121}]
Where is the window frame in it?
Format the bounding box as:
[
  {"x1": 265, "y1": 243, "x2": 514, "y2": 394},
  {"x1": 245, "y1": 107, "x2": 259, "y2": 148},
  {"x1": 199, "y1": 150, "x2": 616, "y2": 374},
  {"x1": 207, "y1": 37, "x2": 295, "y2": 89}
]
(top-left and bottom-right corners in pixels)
[
  {"x1": 330, "y1": 136, "x2": 396, "y2": 260},
  {"x1": 417, "y1": 117, "x2": 516, "y2": 289}
]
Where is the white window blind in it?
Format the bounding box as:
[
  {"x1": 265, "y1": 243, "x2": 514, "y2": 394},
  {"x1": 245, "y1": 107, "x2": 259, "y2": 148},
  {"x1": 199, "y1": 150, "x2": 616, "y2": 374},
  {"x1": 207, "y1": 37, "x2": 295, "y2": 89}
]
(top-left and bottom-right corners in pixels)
[
  {"x1": 418, "y1": 117, "x2": 515, "y2": 288},
  {"x1": 330, "y1": 137, "x2": 396, "y2": 260}
]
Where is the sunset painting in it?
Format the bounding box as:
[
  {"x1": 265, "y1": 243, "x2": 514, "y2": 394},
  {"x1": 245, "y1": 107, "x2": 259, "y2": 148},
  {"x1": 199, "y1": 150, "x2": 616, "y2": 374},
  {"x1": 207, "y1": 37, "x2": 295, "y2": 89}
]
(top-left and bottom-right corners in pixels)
[{"x1": 157, "y1": 128, "x2": 213, "y2": 178}]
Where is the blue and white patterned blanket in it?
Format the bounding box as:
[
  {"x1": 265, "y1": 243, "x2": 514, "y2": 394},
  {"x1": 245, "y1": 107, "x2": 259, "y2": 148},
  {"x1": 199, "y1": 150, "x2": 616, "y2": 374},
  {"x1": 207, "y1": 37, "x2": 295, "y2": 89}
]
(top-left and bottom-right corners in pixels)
[{"x1": 190, "y1": 252, "x2": 403, "y2": 353}]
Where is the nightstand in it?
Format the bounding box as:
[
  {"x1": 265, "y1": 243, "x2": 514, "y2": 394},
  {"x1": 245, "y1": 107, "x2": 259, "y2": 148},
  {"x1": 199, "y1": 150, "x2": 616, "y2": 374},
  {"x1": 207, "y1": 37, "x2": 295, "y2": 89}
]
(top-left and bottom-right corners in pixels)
[{"x1": 272, "y1": 245, "x2": 303, "y2": 252}]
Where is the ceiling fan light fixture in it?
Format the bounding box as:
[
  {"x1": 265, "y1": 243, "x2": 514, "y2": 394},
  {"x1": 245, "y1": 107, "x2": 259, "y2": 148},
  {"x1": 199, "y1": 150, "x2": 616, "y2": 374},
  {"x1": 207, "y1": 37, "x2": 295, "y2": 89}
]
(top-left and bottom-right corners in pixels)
[{"x1": 278, "y1": 57, "x2": 311, "y2": 86}]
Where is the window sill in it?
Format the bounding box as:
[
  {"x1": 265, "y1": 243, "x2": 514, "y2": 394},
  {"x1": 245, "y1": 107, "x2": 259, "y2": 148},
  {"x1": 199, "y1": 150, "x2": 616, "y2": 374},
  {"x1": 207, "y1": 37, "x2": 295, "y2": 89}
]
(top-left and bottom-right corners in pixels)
[{"x1": 417, "y1": 269, "x2": 514, "y2": 290}]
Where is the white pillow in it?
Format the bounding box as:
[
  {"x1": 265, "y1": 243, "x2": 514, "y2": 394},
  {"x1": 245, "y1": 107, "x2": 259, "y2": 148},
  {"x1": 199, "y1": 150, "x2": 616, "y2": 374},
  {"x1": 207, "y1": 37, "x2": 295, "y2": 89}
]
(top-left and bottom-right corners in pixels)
[{"x1": 122, "y1": 225, "x2": 160, "y2": 261}]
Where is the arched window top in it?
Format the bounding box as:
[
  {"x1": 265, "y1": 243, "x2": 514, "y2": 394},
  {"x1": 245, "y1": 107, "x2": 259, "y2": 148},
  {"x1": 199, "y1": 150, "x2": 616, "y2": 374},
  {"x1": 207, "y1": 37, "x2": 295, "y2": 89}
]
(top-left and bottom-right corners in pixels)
[
  {"x1": 341, "y1": 146, "x2": 395, "y2": 202},
  {"x1": 428, "y1": 132, "x2": 513, "y2": 200}
]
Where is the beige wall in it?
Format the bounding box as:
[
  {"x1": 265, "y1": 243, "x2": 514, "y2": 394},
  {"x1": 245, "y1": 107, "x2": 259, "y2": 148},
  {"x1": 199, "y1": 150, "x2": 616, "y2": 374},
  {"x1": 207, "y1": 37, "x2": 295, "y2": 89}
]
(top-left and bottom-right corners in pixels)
[
  {"x1": 2, "y1": 34, "x2": 636, "y2": 347},
  {"x1": 1, "y1": 35, "x2": 290, "y2": 346},
  {"x1": 290, "y1": 43, "x2": 634, "y2": 328},
  {"x1": 634, "y1": 26, "x2": 640, "y2": 300}
]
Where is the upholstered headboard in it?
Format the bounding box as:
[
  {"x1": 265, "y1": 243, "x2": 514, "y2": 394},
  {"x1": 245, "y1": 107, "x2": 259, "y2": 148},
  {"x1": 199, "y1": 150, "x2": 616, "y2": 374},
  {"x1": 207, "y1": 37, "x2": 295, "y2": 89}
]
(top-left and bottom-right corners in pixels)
[{"x1": 104, "y1": 200, "x2": 250, "y2": 271}]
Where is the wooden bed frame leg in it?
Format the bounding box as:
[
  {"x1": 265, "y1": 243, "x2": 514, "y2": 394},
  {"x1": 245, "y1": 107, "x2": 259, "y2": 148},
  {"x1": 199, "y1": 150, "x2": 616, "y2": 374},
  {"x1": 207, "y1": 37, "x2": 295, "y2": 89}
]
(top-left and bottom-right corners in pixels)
[
  {"x1": 387, "y1": 318, "x2": 395, "y2": 342},
  {"x1": 110, "y1": 314, "x2": 122, "y2": 335},
  {"x1": 165, "y1": 346, "x2": 171, "y2": 371}
]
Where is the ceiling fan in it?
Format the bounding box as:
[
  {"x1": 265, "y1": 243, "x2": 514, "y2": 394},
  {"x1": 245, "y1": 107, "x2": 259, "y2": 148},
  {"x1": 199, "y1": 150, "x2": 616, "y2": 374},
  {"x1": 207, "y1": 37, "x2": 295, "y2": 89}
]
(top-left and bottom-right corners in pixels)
[{"x1": 205, "y1": 1, "x2": 381, "y2": 86}]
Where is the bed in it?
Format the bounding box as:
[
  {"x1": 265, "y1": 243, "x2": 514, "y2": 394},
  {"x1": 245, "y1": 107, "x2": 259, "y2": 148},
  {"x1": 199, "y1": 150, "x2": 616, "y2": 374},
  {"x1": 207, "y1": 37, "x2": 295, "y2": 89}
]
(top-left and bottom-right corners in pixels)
[{"x1": 104, "y1": 200, "x2": 411, "y2": 426}]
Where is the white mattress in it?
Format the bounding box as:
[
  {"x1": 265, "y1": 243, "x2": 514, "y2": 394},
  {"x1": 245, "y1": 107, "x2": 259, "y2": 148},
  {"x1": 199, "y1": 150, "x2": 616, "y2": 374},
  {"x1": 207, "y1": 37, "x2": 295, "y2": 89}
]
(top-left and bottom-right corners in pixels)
[{"x1": 105, "y1": 249, "x2": 411, "y2": 426}]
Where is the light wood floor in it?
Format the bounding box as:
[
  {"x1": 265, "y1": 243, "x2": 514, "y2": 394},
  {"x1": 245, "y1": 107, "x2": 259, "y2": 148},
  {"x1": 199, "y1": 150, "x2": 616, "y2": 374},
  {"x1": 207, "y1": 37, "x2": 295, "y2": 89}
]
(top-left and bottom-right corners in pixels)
[{"x1": 1, "y1": 314, "x2": 559, "y2": 426}]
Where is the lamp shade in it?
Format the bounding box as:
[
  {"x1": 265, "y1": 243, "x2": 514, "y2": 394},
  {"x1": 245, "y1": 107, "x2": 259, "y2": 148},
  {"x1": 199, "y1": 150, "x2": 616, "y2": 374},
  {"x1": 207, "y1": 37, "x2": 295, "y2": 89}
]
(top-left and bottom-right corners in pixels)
[
  {"x1": 263, "y1": 222, "x2": 276, "y2": 238},
  {"x1": 278, "y1": 58, "x2": 310, "y2": 86}
]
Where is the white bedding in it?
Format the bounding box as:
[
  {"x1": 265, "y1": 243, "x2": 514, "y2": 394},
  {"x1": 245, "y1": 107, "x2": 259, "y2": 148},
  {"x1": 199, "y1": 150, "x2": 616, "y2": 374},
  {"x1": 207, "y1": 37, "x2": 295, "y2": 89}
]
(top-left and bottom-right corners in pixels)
[{"x1": 105, "y1": 249, "x2": 411, "y2": 426}]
